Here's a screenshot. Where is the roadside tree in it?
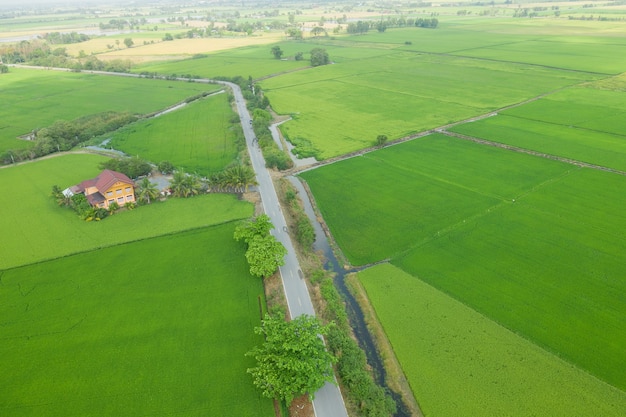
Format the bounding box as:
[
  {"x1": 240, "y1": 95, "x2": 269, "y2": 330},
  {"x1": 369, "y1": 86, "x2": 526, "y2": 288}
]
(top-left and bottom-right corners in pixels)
[
  {"x1": 246, "y1": 314, "x2": 337, "y2": 405},
  {"x1": 245, "y1": 234, "x2": 287, "y2": 278}
]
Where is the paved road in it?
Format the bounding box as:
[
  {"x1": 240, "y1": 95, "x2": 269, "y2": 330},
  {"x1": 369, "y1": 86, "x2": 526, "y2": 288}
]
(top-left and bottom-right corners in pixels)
[{"x1": 222, "y1": 81, "x2": 349, "y2": 417}]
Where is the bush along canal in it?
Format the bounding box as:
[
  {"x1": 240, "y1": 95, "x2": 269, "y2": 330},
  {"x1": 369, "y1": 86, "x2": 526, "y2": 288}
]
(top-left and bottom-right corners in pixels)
[{"x1": 288, "y1": 177, "x2": 411, "y2": 417}]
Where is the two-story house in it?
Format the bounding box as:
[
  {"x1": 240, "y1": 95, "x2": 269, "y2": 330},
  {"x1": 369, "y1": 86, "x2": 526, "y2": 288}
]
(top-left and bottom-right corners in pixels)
[{"x1": 70, "y1": 169, "x2": 135, "y2": 209}]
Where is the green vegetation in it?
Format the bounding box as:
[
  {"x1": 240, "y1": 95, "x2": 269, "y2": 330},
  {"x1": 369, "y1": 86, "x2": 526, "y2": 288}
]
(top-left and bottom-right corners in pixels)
[
  {"x1": 395, "y1": 168, "x2": 626, "y2": 390},
  {"x1": 246, "y1": 314, "x2": 336, "y2": 405},
  {"x1": 451, "y1": 84, "x2": 626, "y2": 171},
  {"x1": 108, "y1": 93, "x2": 241, "y2": 176},
  {"x1": 134, "y1": 44, "x2": 309, "y2": 80},
  {"x1": 301, "y1": 134, "x2": 569, "y2": 265},
  {"x1": 0, "y1": 224, "x2": 273, "y2": 416},
  {"x1": 234, "y1": 214, "x2": 287, "y2": 278},
  {"x1": 0, "y1": 154, "x2": 252, "y2": 270},
  {"x1": 303, "y1": 134, "x2": 626, "y2": 397},
  {"x1": 262, "y1": 52, "x2": 594, "y2": 159},
  {"x1": 358, "y1": 264, "x2": 626, "y2": 417},
  {"x1": 0, "y1": 68, "x2": 218, "y2": 154}
]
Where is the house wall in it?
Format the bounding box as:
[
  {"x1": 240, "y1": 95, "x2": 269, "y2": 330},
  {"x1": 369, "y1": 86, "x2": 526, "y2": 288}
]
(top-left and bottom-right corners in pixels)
[{"x1": 103, "y1": 181, "x2": 135, "y2": 209}]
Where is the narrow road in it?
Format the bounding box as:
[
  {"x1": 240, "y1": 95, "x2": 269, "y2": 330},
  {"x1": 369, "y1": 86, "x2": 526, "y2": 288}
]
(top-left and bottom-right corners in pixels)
[{"x1": 221, "y1": 81, "x2": 349, "y2": 417}]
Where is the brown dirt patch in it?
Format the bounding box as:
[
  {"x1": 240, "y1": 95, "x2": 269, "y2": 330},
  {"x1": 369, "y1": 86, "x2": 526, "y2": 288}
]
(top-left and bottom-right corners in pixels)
[{"x1": 289, "y1": 395, "x2": 314, "y2": 417}]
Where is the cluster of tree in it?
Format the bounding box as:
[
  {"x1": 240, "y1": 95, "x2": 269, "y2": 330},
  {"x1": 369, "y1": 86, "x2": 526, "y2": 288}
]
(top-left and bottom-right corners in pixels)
[
  {"x1": 168, "y1": 170, "x2": 203, "y2": 197},
  {"x1": 0, "y1": 39, "x2": 132, "y2": 72},
  {"x1": 246, "y1": 314, "x2": 337, "y2": 405},
  {"x1": 310, "y1": 48, "x2": 330, "y2": 67},
  {"x1": 234, "y1": 214, "x2": 286, "y2": 278},
  {"x1": 283, "y1": 183, "x2": 315, "y2": 249},
  {"x1": 42, "y1": 32, "x2": 90, "y2": 44},
  {"x1": 0, "y1": 112, "x2": 137, "y2": 165},
  {"x1": 0, "y1": 65, "x2": 8, "y2": 74},
  {"x1": 313, "y1": 268, "x2": 400, "y2": 416},
  {"x1": 250, "y1": 108, "x2": 293, "y2": 170},
  {"x1": 99, "y1": 156, "x2": 152, "y2": 179},
  {"x1": 348, "y1": 17, "x2": 438, "y2": 34},
  {"x1": 208, "y1": 164, "x2": 257, "y2": 193},
  {"x1": 98, "y1": 18, "x2": 146, "y2": 31}
]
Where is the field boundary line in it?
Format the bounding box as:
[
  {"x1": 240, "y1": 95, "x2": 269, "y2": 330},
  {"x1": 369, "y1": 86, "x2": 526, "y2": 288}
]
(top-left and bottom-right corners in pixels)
[{"x1": 437, "y1": 130, "x2": 626, "y2": 176}]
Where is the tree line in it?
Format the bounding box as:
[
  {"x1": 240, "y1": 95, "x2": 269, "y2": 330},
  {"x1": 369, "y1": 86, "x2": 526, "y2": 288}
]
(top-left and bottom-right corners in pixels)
[{"x1": 348, "y1": 17, "x2": 439, "y2": 34}]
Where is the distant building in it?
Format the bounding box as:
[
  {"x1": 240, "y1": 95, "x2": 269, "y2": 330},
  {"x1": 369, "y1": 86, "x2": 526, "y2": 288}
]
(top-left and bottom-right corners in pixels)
[{"x1": 67, "y1": 169, "x2": 135, "y2": 209}]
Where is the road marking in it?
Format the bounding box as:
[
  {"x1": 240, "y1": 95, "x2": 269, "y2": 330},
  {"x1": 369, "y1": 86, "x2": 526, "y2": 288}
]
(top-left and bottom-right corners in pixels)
[{"x1": 298, "y1": 297, "x2": 302, "y2": 306}]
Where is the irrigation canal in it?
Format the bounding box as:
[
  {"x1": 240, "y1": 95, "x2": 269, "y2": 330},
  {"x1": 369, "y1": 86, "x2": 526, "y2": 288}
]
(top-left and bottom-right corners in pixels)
[{"x1": 288, "y1": 178, "x2": 410, "y2": 417}]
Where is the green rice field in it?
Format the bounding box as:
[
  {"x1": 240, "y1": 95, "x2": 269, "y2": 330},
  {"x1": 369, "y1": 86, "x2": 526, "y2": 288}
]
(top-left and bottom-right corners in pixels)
[
  {"x1": 451, "y1": 82, "x2": 626, "y2": 171},
  {"x1": 0, "y1": 68, "x2": 218, "y2": 154},
  {"x1": 0, "y1": 154, "x2": 252, "y2": 270},
  {"x1": 134, "y1": 44, "x2": 309, "y2": 80},
  {"x1": 302, "y1": 134, "x2": 626, "y2": 406},
  {"x1": 262, "y1": 51, "x2": 596, "y2": 159},
  {"x1": 358, "y1": 264, "x2": 626, "y2": 417},
  {"x1": 108, "y1": 92, "x2": 239, "y2": 175},
  {"x1": 0, "y1": 224, "x2": 273, "y2": 417}
]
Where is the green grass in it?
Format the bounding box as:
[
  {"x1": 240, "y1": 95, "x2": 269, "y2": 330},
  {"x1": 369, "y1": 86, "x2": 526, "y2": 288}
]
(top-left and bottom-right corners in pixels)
[
  {"x1": 262, "y1": 50, "x2": 596, "y2": 159},
  {"x1": 358, "y1": 263, "x2": 626, "y2": 417},
  {"x1": 0, "y1": 223, "x2": 273, "y2": 416},
  {"x1": 450, "y1": 85, "x2": 626, "y2": 171},
  {"x1": 0, "y1": 153, "x2": 253, "y2": 270},
  {"x1": 134, "y1": 44, "x2": 310, "y2": 80},
  {"x1": 0, "y1": 68, "x2": 218, "y2": 154},
  {"x1": 394, "y1": 168, "x2": 626, "y2": 390},
  {"x1": 108, "y1": 92, "x2": 240, "y2": 175},
  {"x1": 300, "y1": 134, "x2": 570, "y2": 265}
]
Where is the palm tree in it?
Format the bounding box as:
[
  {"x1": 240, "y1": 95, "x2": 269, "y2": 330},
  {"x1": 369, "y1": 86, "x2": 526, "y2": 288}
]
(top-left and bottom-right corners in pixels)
[
  {"x1": 137, "y1": 177, "x2": 159, "y2": 204},
  {"x1": 170, "y1": 171, "x2": 203, "y2": 198}
]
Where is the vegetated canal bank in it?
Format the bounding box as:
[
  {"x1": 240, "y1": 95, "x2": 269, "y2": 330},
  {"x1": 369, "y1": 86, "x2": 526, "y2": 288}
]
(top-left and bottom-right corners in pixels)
[{"x1": 288, "y1": 177, "x2": 412, "y2": 417}]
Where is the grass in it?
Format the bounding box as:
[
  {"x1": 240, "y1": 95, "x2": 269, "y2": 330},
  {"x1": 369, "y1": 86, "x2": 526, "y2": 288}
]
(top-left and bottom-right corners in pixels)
[
  {"x1": 300, "y1": 134, "x2": 570, "y2": 265},
  {"x1": 262, "y1": 49, "x2": 596, "y2": 159},
  {"x1": 0, "y1": 153, "x2": 253, "y2": 270},
  {"x1": 108, "y1": 92, "x2": 240, "y2": 176},
  {"x1": 0, "y1": 68, "x2": 218, "y2": 154},
  {"x1": 0, "y1": 223, "x2": 274, "y2": 417},
  {"x1": 303, "y1": 134, "x2": 626, "y2": 391},
  {"x1": 134, "y1": 43, "x2": 309, "y2": 79},
  {"x1": 358, "y1": 263, "x2": 626, "y2": 417},
  {"x1": 394, "y1": 168, "x2": 626, "y2": 390},
  {"x1": 450, "y1": 84, "x2": 626, "y2": 171}
]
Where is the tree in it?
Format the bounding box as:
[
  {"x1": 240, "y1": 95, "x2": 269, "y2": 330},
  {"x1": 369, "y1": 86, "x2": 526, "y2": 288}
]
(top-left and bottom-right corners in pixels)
[
  {"x1": 245, "y1": 234, "x2": 287, "y2": 278},
  {"x1": 310, "y1": 48, "x2": 329, "y2": 67},
  {"x1": 170, "y1": 171, "x2": 202, "y2": 198},
  {"x1": 294, "y1": 51, "x2": 303, "y2": 61},
  {"x1": 285, "y1": 27, "x2": 302, "y2": 39},
  {"x1": 375, "y1": 134, "x2": 388, "y2": 147},
  {"x1": 137, "y1": 177, "x2": 159, "y2": 204},
  {"x1": 0, "y1": 64, "x2": 9, "y2": 74},
  {"x1": 157, "y1": 160, "x2": 174, "y2": 174},
  {"x1": 311, "y1": 26, "x2": 327, "y2": 37},
  {"x1": 246, "y1": 314, "x2": 337, "y2": 405},
  {"x1": 234, "y1": 214, "x2": 274, "y2": 244},
  {"x1": 270, "y1": 45, "x2": 283, "y2": 59},
  {"x1": 123, "y1": 38, "x2": 134, "y2": 48}
]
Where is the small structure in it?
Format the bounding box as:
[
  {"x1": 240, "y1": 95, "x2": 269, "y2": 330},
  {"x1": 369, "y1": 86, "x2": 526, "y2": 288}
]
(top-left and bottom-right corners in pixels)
[{"x1": 68, "y1": 169, "x2": 135, "y2": 209}]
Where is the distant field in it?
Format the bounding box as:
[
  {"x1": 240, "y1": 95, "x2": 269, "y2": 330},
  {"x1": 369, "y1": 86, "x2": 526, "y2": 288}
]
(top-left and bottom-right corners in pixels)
[
  {"x1": 134, "y1": 42, "x2": 308, "y2": 79},
  {"x1": 300, "y1": 134, "x2": 570, "y2": 265},
  {"x1": 108, "y1": 92, "x2": 240, "y2": 175},
  {"x1": 451, "y1": 83, "x2": 626, "y2": 171},
  {"x1": 0, "y1": 153, "x2": 253, "y2": 270},
  {"x1": 262, "y1": 49, "x2": 596, "y2": 159},
  {"x1": 358, "y1": 264, "x2": 626, "y2": 416},
  {"x1": 0, "y1": 68, "x2": 217, "y2": 154},
  {"x1": 0, "y1": 224, "x2": 273, "y2": 417}
]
